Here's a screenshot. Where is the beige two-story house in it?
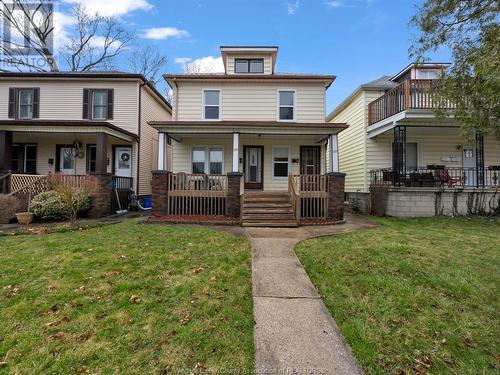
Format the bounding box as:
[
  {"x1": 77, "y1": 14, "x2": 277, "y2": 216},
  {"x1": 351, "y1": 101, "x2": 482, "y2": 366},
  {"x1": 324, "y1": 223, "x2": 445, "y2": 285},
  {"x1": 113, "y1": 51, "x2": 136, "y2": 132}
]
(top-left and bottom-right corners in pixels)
[
  {"x1": 0, "y1": 72, "x2": 171, "y2": 199},
  {"x1": 150, "y1": 46, "x2": 347, "y2": 226},
  {"x1": 328, "y1": 63, "x2": 500, "y2": 216}
]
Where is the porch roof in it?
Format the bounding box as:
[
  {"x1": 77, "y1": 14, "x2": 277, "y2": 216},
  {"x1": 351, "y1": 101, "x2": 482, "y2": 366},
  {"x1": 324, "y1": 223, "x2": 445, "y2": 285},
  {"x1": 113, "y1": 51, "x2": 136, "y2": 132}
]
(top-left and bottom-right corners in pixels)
[
  {"x1": 149, "y1": 120, "x2": 348, "y2": 136},
  {"x1": 0, "y1": 119, "x2": 137, "y2": 142}
]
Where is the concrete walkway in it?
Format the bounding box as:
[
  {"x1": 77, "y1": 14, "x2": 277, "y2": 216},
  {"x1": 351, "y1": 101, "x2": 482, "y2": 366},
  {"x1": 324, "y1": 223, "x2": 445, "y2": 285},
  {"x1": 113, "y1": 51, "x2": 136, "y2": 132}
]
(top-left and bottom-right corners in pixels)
[{"x1": 245, "y1": 213, "x2": 376, "y2": 374}]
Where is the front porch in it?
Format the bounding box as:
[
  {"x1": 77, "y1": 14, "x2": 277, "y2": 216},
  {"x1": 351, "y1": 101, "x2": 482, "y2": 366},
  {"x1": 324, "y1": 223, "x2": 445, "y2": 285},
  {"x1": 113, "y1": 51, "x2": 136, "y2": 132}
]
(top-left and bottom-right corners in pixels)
[
  {"x1": 0, "y1": 122, "x2": 137, "y2": 216},
  {"x1": 149, "y1": 121, "x2": 347, "y2": 226}
]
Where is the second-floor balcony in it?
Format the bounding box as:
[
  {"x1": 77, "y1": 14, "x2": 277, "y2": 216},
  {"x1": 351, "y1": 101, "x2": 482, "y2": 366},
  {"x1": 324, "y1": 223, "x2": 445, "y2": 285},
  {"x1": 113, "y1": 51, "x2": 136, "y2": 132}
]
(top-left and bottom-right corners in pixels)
[{"x1": 368, "y1": 79, "x2": 454, "y2": 125}]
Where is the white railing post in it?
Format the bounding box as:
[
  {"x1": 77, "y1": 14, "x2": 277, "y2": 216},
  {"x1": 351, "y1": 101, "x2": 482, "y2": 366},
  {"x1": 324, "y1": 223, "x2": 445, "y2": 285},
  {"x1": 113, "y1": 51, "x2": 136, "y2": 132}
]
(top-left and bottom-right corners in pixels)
[
  {"x1": 232, "y1": 132, "x2": 239, "y2": 173},
  {"x1": 329, "y1": 134, "x2": 339, "y2": 173}
]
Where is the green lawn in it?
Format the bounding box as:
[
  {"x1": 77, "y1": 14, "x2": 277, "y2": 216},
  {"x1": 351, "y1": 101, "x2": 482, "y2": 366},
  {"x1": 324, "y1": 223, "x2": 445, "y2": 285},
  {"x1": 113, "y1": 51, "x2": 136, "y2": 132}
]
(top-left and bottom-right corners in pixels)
[
  {"x1": 295, "y1": 216, "x2": 500, "y2": 375},
  {"x1": 0, "y1": 220, "x2": 253, "y2": 374}
]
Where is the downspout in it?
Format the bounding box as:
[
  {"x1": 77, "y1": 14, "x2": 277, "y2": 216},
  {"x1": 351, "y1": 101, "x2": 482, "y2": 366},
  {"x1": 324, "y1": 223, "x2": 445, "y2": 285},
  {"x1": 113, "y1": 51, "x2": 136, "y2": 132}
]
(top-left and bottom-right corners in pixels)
[
  {"x1": 174, "y1": 78, "x2": 179, "y2": 121},
  {"x1": 136, "y1": 81, "x2": 147, "y2": 196}
]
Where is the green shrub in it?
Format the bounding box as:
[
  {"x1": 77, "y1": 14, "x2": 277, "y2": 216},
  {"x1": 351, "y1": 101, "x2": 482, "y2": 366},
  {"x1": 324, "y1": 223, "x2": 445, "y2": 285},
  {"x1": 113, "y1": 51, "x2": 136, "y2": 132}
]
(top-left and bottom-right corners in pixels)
[
  {"x1": 31, "y1": 189, "x2": 92, "y2": 221},
  {"x1": 0, "y1": 194, "x2": 18, "y2": 224}
]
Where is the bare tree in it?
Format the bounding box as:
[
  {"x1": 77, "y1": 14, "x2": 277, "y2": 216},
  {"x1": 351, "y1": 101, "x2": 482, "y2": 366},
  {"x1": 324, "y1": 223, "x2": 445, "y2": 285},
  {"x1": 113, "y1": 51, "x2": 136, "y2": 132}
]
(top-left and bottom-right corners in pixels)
[
  {"x1": 127, "y1": 45, "x2": 167, "y2": 84},
  {"x1": 61, "y1": 4, "x2": 133, "y2": 71},
  {"x1": 0, "y1": 0, "x2": 58, "y2": 72}
]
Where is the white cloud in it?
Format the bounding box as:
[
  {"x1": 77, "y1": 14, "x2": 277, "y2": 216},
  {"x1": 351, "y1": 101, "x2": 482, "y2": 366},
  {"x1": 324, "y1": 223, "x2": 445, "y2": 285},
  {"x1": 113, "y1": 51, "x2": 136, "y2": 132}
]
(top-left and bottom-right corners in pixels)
[
  {"x1": 324, "y1": 0, "x2": 372, "y2": 8},
  {"x1": 287, "y1": 1, "x2": 300, "y2": 15},
  {"x1": 141, "y1": 27, "x2": 190, "y2": 40},
  {"x1": 53, "y1": 11, "x2": 77, "y2": 49},
  {"x1": 62, "y1": 0, "x2": 153, "y2": 17},
  {"x1": 178, "y1": 56, "x2": 224, "y2": 73},
  {"x1": 174, "y1": 57, "x2": 192, "y2": 64}
]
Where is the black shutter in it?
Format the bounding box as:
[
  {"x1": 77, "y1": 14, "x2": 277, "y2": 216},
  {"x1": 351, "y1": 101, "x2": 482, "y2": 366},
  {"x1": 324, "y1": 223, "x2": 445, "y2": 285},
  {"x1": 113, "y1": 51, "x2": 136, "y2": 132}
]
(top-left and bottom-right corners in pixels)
[
  {"x1": 32, "y1": 88, "x2": 40, "y2": 118},
  {"x1": 8, "y1": 88, "x2": 16, "y2": 118},
  {"x1": 107, "y1": 89, "x2": 114, "y2": 120},
  {"x1": 82, "y1": 89, "x2": 90, "y2": 119}
]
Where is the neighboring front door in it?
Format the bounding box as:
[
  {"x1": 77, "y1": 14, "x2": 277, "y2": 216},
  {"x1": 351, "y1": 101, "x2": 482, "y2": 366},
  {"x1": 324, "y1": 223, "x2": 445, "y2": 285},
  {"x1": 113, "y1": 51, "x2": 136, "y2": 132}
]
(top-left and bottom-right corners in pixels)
[
  {"x1": 59, "y1": 147, "x2": 76, "y2": 174},
  {"x1": 244, "y1": 146, "x2": 263, "y2": 189},
  {"x1": 114, "y1": 146, "x2": 132, "y2": 177},
  {"x1": 300, "y1": 146, "x2": 321, "y2": 175},
  {"x1": 463, "y1": 145, "x2": 476, "y2": 187}
]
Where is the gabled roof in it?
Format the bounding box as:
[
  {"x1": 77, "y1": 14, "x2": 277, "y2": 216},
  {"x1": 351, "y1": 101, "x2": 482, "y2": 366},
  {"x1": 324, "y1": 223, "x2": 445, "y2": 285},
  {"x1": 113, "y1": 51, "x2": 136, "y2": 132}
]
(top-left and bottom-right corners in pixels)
[{"x1": 0, "y1": 71, "x2": 172, "y2": 111}]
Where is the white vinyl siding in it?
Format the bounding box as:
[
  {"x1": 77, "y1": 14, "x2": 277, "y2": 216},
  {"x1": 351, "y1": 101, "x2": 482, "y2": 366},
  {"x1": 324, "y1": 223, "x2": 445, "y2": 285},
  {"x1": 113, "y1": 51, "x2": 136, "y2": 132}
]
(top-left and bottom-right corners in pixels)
[
  {"x1": 176, "y1": 81, "x2": 325, "y2": 123},
  {"x1": 0, "y1": 80, "x2": 139, "y2": 134}
]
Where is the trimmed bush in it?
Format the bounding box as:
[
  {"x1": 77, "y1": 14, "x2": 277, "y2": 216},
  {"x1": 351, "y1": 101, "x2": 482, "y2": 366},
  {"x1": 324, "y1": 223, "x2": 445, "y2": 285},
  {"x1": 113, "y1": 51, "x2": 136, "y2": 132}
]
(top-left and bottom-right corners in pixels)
[
  {"x1": 0, "y1": 194, "x2": 19, "y2": 224},
  {"x1": 31, "y1": 189, "x2": 92, "y2": 221}
]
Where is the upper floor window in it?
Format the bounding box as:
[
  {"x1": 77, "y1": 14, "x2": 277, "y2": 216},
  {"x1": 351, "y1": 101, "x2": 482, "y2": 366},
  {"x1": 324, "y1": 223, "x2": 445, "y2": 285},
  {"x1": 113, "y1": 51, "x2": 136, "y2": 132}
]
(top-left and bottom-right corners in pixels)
[
  {"x1": 203, "y1": 90, "x2": 220, "y2": 120},
  {"x1": 8, "y1": 87, "x2": 40, "y2": 119},
  {"x1": 92, "y1": 90, "x2": 109, "y2": 120},
  {"x1": 235, "y1": 59, "x2": 264, "y2": 73},
  {"x1": 83, "y1": 89, "x2": 114, "y2": 120},
  {"x1": 278, "y1": 90, "x2": 295, "y2": 121}
]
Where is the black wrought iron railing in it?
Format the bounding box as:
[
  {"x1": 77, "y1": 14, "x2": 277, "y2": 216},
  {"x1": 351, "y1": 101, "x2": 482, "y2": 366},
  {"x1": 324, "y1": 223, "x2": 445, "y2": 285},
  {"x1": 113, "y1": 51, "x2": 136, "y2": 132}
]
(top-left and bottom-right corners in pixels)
[{"x1": 370, "y1": 166, "x2": 499, "y2": 188}]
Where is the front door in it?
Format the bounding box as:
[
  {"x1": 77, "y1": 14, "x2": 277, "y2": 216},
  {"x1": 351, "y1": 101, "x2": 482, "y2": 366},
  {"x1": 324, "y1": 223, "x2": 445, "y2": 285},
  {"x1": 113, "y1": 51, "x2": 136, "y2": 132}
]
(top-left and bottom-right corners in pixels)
[
  {"x1": 114, "y1": 146, "x2": 132, "y2": 177},
  {"x1": 59, "y1": 147, "x2": 76, "y2": 174},
  {"x1": 244, "y1": 146, "x2": 263, "y2": 189},
  {"x1": 300, "y1": 146, "x2": 321, "y2": 175},
  {"x1": 463, "y1": 145, "x2": 476, "y2": 186}
]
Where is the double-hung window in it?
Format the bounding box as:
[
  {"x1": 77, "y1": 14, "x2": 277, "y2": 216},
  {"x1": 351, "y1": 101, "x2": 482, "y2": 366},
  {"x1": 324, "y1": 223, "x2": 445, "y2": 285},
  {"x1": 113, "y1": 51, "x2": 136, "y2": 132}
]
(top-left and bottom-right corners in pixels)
[
  {"x1": 92, "y1": 90, "x2": 108, "y2": 120},
  {"x1": 278, "y1": 90, "x2": 295, "y2": 121},
  {"x1": 203, "y1": 90, "x2": 220, "y2": 120},
  {"x1": 11, "y1": 144, "x2": 37, "y2": 174},
  {"x1": 272, "y1": 146, "x2": 290, "y2": 178},
  {"x1": 192, "y1": 147, "x2": 224, "y2": 174},
  {"x1": 18, "y1": 89, "x2": 34, "y2": 119}
]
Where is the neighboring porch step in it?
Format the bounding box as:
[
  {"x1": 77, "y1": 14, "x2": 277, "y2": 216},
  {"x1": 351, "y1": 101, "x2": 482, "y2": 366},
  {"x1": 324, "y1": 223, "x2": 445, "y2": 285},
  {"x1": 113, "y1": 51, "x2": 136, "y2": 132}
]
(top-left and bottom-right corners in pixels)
[{"x1": 242, "y1": 213, "x2": 296, "y2": 220}]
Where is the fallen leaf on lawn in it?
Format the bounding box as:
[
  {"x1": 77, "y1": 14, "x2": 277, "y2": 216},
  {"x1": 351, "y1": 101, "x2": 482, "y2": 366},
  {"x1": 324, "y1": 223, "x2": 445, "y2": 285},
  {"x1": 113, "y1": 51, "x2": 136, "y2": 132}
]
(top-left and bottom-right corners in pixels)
[
  {"x1": 194, "y1": 363, "x2": 207, "y2": 370},
  {"x1": 102, "y1": 270, "x2": 122, "y2": 277},
  {"x1": 118, "y1": 255, "x2": 128, "y2": 259},
  {"x1": 49, "y1": 304, "x2": 59, "y2": 313},
  {"x1": 75, "y1": 286, "x2": 86, "y2": 293},
  {"x1": 0, "y1": 361, "x2": 7, "y2": 367},
  {"x1": 192, "y1": 267, "x2": 204, "y2": 274},
  {"x1": 209, "y1": 276, "x2": 216, "y2": 282},
  {"x1": 180, "y1": 312, "x2": 190, "y2": 325},
  {"x1": 48, "y1": 285, "x2": 56, "y2": 291},
  {"x1": 48, "y1": 332, "x2": 65, "y2": 341},
  {"x1": 76, "y1": 334, "x2": 90, "y2": 342},
  {"x1": 129, "y1": 295, "x2": 141, "y2": 304},
  {"x1": 46, "y1": 320, "x2": 60, "y2": 327},
  {"x1": 2, "y1": 285, "x2": 11, "y2": 291}
]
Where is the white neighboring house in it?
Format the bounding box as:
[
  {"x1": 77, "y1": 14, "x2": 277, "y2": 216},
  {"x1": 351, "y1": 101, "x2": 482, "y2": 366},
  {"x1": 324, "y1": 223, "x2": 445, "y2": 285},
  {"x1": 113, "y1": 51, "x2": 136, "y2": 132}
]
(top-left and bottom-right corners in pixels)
[
  {"x1": 0, "y1": 71, "x2": 172, "y2": 198},
  {"x1": 328, "y1": 63, "x2": 500, "y2": 216}
]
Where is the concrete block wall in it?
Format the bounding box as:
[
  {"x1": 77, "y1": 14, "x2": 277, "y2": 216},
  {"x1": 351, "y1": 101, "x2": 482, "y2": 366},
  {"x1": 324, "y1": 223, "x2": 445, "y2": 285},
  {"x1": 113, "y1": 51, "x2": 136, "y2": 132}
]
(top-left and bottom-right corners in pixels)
[{"x1": 385, "y1": 188, "x2": 500, "y2": 217}]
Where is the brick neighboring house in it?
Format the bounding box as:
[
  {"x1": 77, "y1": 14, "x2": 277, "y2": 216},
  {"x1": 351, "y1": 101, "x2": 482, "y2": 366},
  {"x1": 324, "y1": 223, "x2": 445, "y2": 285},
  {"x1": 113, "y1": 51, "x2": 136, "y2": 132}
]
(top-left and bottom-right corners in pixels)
[
  {"x1": 150, "y1": 46, "x2": 348, "y2": 226},
  {"x1": 0, "y1": 71, "x2": 171, "y2": 217},
  {"x1": 328, "y1": 63, "x2": 500, "y2": 217}
]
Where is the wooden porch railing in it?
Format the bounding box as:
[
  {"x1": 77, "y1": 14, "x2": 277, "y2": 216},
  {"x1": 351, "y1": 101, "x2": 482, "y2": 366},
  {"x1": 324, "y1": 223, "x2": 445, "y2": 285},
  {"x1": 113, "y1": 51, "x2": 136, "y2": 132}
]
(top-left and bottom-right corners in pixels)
[
  {"x1": 0, "y1": 172, "x2": 11, "y2": 194},
  {"x1": 166, "y1": 173, "x2": 228, "y2": 216},
  {"x1": 289, "y1": 174, "x2": 329, "y2": 220},
  {"x1": 288, "y1": 175, "x2": 300, "y2": 223},
  {"x1": 368, "y1": 79, "x2": 455, "y2": 125}
]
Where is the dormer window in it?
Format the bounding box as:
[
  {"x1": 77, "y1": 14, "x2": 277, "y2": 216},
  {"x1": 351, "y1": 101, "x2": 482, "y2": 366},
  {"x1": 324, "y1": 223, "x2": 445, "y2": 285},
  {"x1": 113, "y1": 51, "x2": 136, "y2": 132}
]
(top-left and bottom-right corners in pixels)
[{"x1": 235, "y1": 58, "x2": 264, "y2": 74}]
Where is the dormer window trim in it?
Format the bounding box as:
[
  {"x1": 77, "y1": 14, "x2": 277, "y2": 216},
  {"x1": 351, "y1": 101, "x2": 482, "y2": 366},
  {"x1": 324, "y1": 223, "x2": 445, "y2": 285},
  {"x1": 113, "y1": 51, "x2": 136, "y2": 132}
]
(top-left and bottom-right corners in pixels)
[{"x1": 235, "y1": 58, "x2": 264, "y2": 74}]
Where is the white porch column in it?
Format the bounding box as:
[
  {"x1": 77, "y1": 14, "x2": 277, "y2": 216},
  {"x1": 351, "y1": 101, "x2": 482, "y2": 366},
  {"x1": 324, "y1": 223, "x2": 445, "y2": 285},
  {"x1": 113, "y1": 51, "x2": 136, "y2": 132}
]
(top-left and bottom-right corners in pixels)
[
  {"x1": 329, "y1": 134, "x2": 339, "y2": 173},
  {"x1": 232, "y1": 132, "x2": 239, "y2": 172},
  {"x1": 157, "y1": 132, "x2": 167, "y2": 170}
]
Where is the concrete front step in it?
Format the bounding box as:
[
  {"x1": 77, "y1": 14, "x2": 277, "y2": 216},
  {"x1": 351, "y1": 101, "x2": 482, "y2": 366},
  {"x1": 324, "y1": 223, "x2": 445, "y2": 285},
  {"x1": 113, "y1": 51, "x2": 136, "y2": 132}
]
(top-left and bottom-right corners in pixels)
[{"x1": 242, "y1": 220, "x2": 298, "y2": 228}]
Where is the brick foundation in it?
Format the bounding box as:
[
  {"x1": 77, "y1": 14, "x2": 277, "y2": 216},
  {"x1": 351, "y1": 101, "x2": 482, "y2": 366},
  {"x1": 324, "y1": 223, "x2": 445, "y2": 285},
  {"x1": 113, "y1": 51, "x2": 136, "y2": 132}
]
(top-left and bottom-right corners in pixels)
[
  {"x1": 151, "y1": 170, "x2": 170, "y2": 215},
  {"x1": 327, "y1": 172, "x2": 346, "y2": 221},
  {"x1": 88, "y1": 173, "x2": 112, "y2": 218},
  {"x1": 226, "y1": 172, "x2": 242, "y2": 217}
]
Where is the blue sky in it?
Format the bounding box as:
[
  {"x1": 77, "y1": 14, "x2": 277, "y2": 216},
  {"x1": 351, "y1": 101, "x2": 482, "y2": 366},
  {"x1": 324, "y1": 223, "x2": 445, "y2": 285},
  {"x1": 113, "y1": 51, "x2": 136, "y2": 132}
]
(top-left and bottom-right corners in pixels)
[{"x1": 56, "y1": 0, "x2": 451, "y2": 113}]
